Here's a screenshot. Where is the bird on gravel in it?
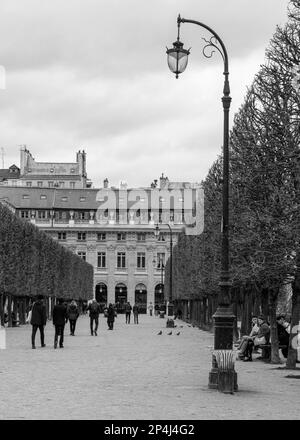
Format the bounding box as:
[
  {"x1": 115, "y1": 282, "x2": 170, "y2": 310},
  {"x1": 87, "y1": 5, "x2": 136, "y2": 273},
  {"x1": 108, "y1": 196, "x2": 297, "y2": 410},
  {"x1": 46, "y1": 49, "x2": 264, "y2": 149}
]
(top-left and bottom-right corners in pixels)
[
  {"x1": 176, "y1": 332, "x2": 180, "y2": 335},
  {"x1": 167, "y1": 331, "x2": 172, "y2": 335},
  {"x1": 157, "y1": 330, "x2": 162, "y2": 335}
]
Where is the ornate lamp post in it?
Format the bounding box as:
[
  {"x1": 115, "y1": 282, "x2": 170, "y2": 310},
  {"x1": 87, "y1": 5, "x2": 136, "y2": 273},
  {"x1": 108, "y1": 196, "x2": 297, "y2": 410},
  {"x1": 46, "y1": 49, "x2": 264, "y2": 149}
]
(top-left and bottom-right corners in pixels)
[
  {"x1": 154, "y1": 223, "x2": 173, "y2": 316},
  {"x1": 167, "y1": 15, "x2": 237, "y2": 391}
]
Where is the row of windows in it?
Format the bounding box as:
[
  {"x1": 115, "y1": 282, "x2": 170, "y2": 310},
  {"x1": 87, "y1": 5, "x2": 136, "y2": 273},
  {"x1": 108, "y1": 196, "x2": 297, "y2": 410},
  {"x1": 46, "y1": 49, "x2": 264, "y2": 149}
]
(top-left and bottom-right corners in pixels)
[
  {"x1": 57, "y1": 232, "x2": 164, "y2": 241},
  {"x1": 25, "y1": 181, "x2": 76, "y2": 188},
  {"x1": 20, "y1": 208, "x2": 185, "y2": 222},
  {"x1": 77, "y1": 251, "x2": 165, "y2": 269}
]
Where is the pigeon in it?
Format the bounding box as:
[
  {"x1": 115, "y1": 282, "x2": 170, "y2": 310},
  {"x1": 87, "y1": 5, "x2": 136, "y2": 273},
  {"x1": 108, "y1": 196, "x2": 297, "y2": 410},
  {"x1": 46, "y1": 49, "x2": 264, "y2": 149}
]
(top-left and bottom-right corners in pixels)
[
  {"x1": 167, "y1": 331, "x2": 172, "y2": 335},
  {"x1": 176, "y1": 332, "x2": 180, "y2": 335},
  {"x1": 157, "y1": 330, "x2": 162, "y2": 335},
  {"x1": 187, "y1": 325, "x2": 192, "y2": 327}
]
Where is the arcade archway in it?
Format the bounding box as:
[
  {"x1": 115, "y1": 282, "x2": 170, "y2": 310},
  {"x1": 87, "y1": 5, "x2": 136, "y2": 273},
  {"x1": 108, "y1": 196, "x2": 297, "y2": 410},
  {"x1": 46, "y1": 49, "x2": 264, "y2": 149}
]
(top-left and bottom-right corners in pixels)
[
  {"x1": 154, "y1": 283, "x2": 165, "y2": 306},
  {"x1": 134, "y1": 283, "x2": 147, "y2": 314},
  {"x1": 95, "y1": 282, "x2": 107, "y2": 311},
  {"x1": 115, "y1": 283, "x2": 127, "y2": 313}
]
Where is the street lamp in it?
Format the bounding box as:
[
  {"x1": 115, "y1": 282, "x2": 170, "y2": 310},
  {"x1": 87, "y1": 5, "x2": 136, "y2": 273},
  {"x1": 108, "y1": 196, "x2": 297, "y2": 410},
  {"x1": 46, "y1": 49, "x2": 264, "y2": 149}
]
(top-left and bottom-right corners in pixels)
[
  {"x1": 152, "y1": 256, "x2": 165, "y2": 288},
  {"x1": 167, "y1": 15, "x2": 237, "y2": 392},
  {"x1": 154, "y1": 223, "x2": 173, "y2": 316}
]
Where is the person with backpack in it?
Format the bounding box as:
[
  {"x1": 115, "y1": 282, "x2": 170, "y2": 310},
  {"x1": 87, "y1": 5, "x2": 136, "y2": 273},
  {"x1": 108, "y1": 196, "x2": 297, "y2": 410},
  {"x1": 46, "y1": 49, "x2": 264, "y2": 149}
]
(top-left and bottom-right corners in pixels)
[
  {"x1": 87, "y1": 299, "x2": 101, "y2": 336},
  {"x1": 124, "y1": 301, "x2": 132, "y2": 324},
  {"x1": 107, "y1": 303, "x2": 116, "y2": 330},
  {"x1": 67, "y1": 299, "x2": 79, "y2": 336}
]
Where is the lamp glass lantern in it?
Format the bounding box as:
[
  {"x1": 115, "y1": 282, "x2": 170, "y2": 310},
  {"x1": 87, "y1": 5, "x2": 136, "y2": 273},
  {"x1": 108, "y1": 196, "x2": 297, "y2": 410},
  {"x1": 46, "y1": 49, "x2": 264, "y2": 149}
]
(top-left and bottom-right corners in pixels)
[
  {"x1": 166, "y1": 40, "x2": 190, "y2": 78},
  {"x1": 154, "y1": 224, "x2": 160, "y2": 238}
]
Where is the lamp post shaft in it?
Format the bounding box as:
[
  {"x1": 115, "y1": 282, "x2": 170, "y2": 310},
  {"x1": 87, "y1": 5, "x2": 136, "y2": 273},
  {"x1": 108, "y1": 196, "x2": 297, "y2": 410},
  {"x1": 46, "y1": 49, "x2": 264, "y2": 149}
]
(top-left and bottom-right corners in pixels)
[{"x1": 175, "y1": 16, "x2": 237, "y2": 391}]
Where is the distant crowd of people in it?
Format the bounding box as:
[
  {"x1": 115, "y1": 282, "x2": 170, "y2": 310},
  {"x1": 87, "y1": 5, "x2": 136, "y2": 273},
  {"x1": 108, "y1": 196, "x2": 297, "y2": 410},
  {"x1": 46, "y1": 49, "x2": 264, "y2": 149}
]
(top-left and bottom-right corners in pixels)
[
  {"x1": 237, "y1": 314, "x2": 290, "y2": 361},
  {"x1": 26, "y1": 297, "x2": 167, "y2": 349}
]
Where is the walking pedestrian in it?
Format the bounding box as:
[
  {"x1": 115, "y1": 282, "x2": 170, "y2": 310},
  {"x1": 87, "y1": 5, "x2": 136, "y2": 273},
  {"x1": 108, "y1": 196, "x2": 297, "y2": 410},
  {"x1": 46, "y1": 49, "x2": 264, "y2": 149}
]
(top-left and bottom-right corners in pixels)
[
  {"x1": 87, "y1": 299, "x2": 101, "y2": 336},
  {"x1": 67, "y1": 299, "x2": 79, "y2": 336},
  {"x1": 124, "y1": 301, "x2": 132, "y2": 324},
  {"x1": 133, "y1": 303, "x2": 139, "y2": 324},
  {"x1": 107, "y1": 303, "x2": 116, "y2": 330},
  {"x1": 148, "y1": 302, "x2": 154, "y2": 316},
  {"x1": 53, "y1": 298, "x2": 68, "y2": 349},
  {"x1": 30, "y1": 295, "x2": 47, "y2": 349}
]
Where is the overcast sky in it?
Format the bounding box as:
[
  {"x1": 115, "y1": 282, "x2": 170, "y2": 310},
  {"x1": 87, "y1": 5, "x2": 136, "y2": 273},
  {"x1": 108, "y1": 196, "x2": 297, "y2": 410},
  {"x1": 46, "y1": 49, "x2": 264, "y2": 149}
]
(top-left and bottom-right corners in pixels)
[{"x1": 0, "y1": 0, "x2": 290, "y2": 188}]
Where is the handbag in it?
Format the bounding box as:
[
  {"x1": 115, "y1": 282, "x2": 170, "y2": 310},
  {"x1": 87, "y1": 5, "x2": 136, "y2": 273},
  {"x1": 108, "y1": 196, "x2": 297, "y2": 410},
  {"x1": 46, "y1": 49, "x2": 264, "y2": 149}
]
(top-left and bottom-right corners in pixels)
[{"x1": 254, "y1": 335, "x2": 266, "y2": 346}]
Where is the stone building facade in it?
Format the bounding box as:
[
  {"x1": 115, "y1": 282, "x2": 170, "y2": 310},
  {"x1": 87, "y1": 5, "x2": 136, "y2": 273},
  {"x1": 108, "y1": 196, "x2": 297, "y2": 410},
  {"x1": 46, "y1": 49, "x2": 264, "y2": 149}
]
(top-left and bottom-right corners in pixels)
[
  {"x1": 0, "y1": 150, "x2": 202, "y2": 314},
  {"x1": 0, "y1": 146, "x2": 92, "y2": 189}
]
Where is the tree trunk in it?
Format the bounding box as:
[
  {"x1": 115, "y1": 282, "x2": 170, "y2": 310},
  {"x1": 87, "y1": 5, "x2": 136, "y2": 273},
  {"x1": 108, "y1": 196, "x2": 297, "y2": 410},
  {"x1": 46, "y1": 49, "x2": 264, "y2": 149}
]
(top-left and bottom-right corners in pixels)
[
  {"x1": 261, "y1": 288, "x2": 269, "y2": 319},
  {"x1": 241, "y1": 286, "x2": 252, "y2": 336},
  {"x1": 232, "y1": 288, "x2": 239, "y2": 342},
  {"x1": 286, "y1": 254, "x2": 300, "y2": 369},
  {"x1": 7, "y1": 295, "x2": 12, "y2": 327},
  {"x1": 269, "y1": 287, "x2": 281, "y2": 364},
  {"x1": 203, "y1": 297, "x2": 207, "y2": 325},
  {"x1": 0, "y1": 292, "x2": 4, "y2": 326},
  {"x1": 12, "y1": 297, "x2": 18, "y2": 325}
]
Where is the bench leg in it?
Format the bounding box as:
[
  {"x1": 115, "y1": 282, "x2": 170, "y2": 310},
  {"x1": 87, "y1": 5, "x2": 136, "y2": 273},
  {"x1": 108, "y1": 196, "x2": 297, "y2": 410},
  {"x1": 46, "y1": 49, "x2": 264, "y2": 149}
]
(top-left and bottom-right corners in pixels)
[{"x1": 262, "y1": 346, "x2": 271, "y2": 361}]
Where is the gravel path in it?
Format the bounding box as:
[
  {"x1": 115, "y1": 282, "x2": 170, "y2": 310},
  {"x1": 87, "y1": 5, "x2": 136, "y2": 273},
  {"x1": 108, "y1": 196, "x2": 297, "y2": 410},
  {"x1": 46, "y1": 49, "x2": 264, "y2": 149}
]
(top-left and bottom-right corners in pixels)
[{"x1": 0, "y1": 314, "x2": 299, "y2": 420}]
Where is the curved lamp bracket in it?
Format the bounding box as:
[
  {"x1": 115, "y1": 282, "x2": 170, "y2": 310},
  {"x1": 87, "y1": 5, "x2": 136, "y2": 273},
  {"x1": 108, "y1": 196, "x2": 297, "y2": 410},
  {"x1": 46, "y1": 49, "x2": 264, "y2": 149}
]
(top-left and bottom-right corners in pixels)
[{"x1": 202, "y1": 36, "x2": 225, "y2": 63}]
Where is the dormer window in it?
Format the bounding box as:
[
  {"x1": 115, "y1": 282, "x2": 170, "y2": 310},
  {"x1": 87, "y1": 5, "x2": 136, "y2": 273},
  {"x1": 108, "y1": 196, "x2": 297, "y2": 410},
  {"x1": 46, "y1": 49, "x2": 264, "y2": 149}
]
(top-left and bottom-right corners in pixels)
[
  {"x1": 50, "y1": 168, "x2": 54, "y2": 173},
  {"x1": 70, "y1": 168, "x2": 75, "y2": 173},
  {"x1": 22, "y1": 194, "x2": 29, "y2": 199},
  {"x1": 40, "y1": 195, "x2": 47, "y2": 200},
  {"x1": 61, "y1": 197, "x2": 68, "y2": 202},
  {"x1": 79, "y1": 197, "x2": 86, "y2": 202}
]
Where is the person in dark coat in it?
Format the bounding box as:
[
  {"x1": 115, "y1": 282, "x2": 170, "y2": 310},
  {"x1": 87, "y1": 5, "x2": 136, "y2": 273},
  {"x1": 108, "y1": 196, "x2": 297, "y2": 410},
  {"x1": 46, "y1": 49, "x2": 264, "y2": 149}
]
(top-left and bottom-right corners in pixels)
[
  {"x1": 31, "y1": 295, "x2": 47, "y2": 349},
  {"x1": 276, "y1": 315, "x2": 290, "y2": 358},
  {"x1": 52, "y1": 298, "x2": 68, "y2": 348},
  {"x1": 133, "y1": 303, "x2": 139, "y2": 324},
  {"x1": 67, "y1": 300, "x2": 79, "y2": 336},
  {"x1": 124, "y1": 301, "x2": 132, "y2": 324},
  {"x1": 107, "y1": 303, "x2": 115, "y2": 330},
  {"x1": 87, "y1": 299, "x2": 101, "y2": 336}
]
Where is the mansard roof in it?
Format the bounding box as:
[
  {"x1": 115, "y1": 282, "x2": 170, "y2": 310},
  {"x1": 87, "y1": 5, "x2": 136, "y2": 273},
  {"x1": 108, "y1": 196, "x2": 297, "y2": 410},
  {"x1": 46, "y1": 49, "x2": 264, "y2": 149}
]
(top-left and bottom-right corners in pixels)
[{"x1": 0, "y1": 165, "x2": 20, "y2": 180}]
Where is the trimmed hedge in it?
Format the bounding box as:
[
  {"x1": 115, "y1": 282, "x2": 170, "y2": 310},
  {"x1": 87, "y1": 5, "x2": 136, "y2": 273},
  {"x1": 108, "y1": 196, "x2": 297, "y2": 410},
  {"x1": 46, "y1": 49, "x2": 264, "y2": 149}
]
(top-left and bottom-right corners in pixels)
[{"x1": 0, "y1": 204, "x2": 93, "y2": 300}]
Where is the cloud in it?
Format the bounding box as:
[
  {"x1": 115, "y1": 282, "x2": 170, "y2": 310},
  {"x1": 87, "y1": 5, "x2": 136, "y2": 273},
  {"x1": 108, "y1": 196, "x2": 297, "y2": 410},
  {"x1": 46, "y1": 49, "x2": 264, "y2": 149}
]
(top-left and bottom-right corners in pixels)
[{"x1": 0, "y1": 0, "x2": 290, "y2": 187}]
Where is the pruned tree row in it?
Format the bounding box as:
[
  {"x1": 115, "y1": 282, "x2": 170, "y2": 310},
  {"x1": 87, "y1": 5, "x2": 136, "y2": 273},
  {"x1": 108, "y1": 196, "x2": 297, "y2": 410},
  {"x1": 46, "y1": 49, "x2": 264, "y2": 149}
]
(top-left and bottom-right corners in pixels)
[
  {"x1": 165, "y1": 0, "x2": 300, "y2": 367},
  {"x1": 0, "y1": 203, "x2": 93, "y2": 324}
]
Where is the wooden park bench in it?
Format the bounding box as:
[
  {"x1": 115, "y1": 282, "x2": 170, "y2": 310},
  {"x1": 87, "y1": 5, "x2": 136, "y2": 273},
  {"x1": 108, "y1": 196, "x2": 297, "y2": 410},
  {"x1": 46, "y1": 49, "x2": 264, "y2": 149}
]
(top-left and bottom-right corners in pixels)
[{"x1": 256, "y1": 344, "x2": 287, "y2": 361}]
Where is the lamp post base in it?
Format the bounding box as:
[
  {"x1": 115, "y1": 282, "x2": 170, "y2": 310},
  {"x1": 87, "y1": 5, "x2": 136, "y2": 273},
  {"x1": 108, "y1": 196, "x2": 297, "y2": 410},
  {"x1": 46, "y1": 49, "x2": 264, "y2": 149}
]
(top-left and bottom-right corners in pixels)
[
  {"x1": 167, "y1": 302, "x2": 174, "y2": 316},
  {"x1": 208, "y1": 367, "x2": 238, "y2": 392},
  {"x1": 208, "y1": 304, "x2": 238, "y2": 393}
]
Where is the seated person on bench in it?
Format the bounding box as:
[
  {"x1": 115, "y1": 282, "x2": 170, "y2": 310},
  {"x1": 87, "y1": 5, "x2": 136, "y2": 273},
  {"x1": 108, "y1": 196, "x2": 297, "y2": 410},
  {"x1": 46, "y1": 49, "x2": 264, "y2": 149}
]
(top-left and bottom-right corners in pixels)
[
  {"x1": 241, "y1": 315, "x2": 270, "y2": 362},
  {"x1": 238, "y1": 316, "x2": 259, "y2": 359},
  {"x1": 276, "y1": 315, "x2": 290, "y2": 358}
]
